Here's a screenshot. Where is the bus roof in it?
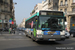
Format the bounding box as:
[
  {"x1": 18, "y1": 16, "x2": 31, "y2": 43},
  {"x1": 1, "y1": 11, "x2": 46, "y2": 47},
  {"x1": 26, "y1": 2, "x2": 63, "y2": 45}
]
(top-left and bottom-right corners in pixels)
[
  {"x1": 25, "y1": 12, "x2": 39, "y2": 22},
  {"x1": 25, "y1": 10, "x2": 64, "y2": 22}
]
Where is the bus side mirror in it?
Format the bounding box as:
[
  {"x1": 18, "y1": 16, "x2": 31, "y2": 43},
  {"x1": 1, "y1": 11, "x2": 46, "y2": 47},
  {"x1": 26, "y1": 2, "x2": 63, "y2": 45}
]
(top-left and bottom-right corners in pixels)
[{"x1": 35, "y1": 18, "x2": 37, "y2": 22}]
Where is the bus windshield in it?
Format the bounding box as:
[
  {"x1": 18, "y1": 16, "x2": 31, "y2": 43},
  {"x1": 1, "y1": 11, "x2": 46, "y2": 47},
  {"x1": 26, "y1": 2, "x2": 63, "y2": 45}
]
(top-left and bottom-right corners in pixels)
[{"x1": 38, "y1": 16, "x2": 65, "y2": 31}]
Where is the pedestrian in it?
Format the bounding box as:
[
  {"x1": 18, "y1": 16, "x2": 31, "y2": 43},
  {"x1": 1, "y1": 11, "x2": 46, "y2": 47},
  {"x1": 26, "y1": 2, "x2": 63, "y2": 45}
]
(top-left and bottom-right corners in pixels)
[
  {"x1": 0, "y1": 29, "x2": 2, "y2": 34},
  {"x1": 65, "y1": 27, "x2": 67, "y2": 31},
  {"x1": 13, "y1": 28, "x2": 15, "y2": 34},
  {"x1": 9, "y1": 28, "x2": 12, "y2": 34}
]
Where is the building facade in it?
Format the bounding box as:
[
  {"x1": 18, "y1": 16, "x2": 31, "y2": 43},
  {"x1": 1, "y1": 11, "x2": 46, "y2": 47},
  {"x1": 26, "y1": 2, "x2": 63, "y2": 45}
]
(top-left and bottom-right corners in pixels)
[
  {"x1": 19, "y1": 18, "x2": 27, "y2": 28},
  {"x1": 12, "y1": 3, "x2": 16, "y2": 28},
  {"x1": 58, "y1": 0, "x2": 75, "y2": 31},
  {"x1": 30, "y1": 0, "x2": 59, "y2": 16},
  {"x1": 0, "y1": 0, "x2": 15, "y2": 29},
  {"x1": 30, "y1": 3, "x2": 42, "y2": 16},
  {"x1": 42, "y1": 0, "x2": 59, "y2": 11}
]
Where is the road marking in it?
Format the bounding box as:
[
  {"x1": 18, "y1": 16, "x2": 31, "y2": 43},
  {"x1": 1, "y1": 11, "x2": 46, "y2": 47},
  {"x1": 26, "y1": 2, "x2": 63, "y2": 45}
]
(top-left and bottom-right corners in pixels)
[
  {"x1": 0, "y1": 39, "x2": 30, "y2": 40},
  {"x1": 0, "y1": 34, "x2": 15, "y2": 35},
  {"x1": 19, "y1": 33, "x2": 21, "y2": 35},
  {"x1": 23, "y1": 33, "x2": 25, "y2": 35},
  {"x1": 71, "y1": 38, "x2": 75, "y2": 39},
  {"x1": 71, "y1": 34, "x2": 73, "y2": 36}
]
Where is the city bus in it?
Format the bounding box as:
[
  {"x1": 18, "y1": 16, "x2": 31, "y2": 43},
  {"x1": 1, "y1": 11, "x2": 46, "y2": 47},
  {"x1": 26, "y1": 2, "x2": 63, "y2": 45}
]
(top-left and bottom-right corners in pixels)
[{"x1": 25, "y1": 10, "x2": 65, "y2": 41}]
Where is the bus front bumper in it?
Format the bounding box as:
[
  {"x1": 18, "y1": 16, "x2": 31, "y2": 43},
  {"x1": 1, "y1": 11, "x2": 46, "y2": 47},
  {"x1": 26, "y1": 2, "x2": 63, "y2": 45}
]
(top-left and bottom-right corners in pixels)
[{"x1": 36, "y1": 35, "x2": 65, "y2": 41}]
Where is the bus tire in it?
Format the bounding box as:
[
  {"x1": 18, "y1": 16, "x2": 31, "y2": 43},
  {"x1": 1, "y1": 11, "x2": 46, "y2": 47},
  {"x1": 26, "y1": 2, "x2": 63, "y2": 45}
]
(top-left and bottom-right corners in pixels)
[
  {"x1": 73, "y1": 34, "x2": 75, "y2": 37},
  {"x1": 26, "y1": 35, "x2": 28, "y2": 37}
]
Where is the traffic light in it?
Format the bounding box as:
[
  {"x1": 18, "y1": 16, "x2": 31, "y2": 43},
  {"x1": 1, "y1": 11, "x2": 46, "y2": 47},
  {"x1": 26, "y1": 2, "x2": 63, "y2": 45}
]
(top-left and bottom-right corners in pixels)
[
  {"x1": 10, "y1": 18, "x2": 12, "y2": 20},
  {"x1": 12, "y1": 21, "x2": 14, "y2": 24}
]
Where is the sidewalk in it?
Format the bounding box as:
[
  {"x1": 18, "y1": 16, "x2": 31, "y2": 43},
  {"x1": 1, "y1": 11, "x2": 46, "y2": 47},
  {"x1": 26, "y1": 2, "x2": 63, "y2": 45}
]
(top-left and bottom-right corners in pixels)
[
  {"x1": 0, "y1": 31, "x2": 17, "y2": 35},
  {"x1": 0, "y1": 31, "x2": 9, "y2": 34}
]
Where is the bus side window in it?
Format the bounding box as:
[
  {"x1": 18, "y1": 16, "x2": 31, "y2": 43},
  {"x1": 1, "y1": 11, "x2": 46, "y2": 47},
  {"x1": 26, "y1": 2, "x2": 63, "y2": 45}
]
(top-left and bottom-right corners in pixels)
[{"x1": 33, "y1": 17, "x2": 37, "y2": 28}]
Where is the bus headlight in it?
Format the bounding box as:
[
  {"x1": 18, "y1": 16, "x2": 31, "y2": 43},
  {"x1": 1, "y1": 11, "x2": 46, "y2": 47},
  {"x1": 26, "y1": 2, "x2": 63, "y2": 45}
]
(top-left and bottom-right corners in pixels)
[
  {"x1": 60, "y1": 30, "x2": 65, "y2": 35},
  {"x1": 37, "y1": 30, "x2": 44, "y2": 35}
]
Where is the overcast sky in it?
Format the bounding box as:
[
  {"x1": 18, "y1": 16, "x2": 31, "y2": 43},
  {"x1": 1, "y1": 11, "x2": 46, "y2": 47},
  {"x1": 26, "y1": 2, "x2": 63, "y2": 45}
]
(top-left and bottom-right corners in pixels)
[{"x1": 13, "y1": 0, "x2": 42, "y2": 25}]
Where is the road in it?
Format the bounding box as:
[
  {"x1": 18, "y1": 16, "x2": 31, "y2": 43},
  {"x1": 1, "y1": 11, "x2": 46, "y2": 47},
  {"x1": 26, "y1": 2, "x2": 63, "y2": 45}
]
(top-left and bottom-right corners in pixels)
[{"x1": 0, "y1": 30, "x2": 75, "y2": 50}]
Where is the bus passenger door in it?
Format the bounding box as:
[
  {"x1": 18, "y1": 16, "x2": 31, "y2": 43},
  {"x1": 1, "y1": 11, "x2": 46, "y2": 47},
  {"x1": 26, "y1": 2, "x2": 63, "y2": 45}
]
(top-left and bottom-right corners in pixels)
[{"x1": 33, "y1": 18, "x2": 38, "y2": 37}]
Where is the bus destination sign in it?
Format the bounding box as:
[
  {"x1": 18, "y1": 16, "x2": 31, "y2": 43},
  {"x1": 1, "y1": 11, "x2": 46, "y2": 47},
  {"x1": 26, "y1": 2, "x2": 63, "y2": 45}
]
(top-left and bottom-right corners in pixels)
[{"x1": 40, "y1": 11, "x2": 63, "y2": 16}]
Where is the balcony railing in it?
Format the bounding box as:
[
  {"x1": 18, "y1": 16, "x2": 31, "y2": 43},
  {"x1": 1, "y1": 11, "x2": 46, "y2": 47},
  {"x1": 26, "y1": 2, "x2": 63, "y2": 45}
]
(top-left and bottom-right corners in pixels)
[
  {"x1": 4, "y1": 2, "x2": 8, "y2": 5},
  {"x1": 0, "y1": 1, "x2": 11, "y2": 7},
  {"x1": 67, "y1": 11, "x2": 75, "y2": 15},
  {"x1": 0, "y1": 10, "x2": 12, "y2": 14},
  {"x1": 60, "y1": 4, "x2": 68, "y2": 6},
  {"x1": 59, "y1": 4, "x2": 68, "y2": 8},
  {"x1": 0, "y1": 0, "x2": 3, "y2": 4},
  {"x1": 68, "y1": 11, "x2": 75, "y2": 13},
  {"x1": 71, "y1": 3, "x2": 75, "y2": 6}
]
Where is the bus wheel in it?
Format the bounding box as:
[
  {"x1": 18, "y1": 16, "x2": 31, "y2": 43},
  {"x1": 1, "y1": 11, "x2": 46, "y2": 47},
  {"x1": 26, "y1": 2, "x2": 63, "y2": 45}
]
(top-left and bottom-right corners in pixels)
[
  {"x1": 73, "y1": 34, "x2": 75, "y2": 37},
  {"x1": 26, "y1": 35, "x2": 28, "y2": 37}
]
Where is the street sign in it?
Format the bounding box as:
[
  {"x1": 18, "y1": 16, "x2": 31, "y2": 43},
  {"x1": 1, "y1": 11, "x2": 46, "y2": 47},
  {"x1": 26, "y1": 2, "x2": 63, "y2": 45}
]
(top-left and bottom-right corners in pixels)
[
  {"x1": 10, "y1": 18, "x2": 12, "y2": 20},
  {"x1": 9, "y1": 20, "x2": 12, "y2": 22},
  {"x1": 9, "y1": 18, "x2": 12, "y2": 24}
]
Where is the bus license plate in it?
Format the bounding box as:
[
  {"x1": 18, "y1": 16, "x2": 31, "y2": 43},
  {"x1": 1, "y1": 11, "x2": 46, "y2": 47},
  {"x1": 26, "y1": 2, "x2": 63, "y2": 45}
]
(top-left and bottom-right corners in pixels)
[
  {"x1": 49, "y1": 39, "x2": 56, "y2": 41},
  {"x1": 48, "y1": 32, "x2": 55, "y2": 34}
]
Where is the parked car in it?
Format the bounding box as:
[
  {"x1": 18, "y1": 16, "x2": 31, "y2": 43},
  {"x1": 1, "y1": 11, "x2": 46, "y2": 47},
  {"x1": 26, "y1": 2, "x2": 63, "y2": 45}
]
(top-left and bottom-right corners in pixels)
[
  {"x1": 69, "y1": 28, "x2": 75, "y2": 37},
  {"x1": 23, "y1": 28, "x2": 26, "y2": 32},
  {"x1": 18, "y1": 28, "x2": 22, "y2": 31},
  {"x1": 65, "y1": 31, "x2": 70, "y2": 38},
  {"x1": 22, "y1": 28, "x2": 25, "y2": 31}
]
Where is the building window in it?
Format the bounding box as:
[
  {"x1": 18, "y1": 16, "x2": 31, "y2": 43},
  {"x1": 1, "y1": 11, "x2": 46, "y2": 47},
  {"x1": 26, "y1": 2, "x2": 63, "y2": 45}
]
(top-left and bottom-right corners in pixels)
[
  {"x1": 73, "y1": 0, "x2": 75, "y2": 3},
  {"x1": 45, "y1": 0, "x2": 47, "y2": 2},
  {"x1": 72, "y1": 8, "x2": 75, "y2": 12},
  {"x1": 5, "y1": 7, "x2": 8, "y2": 11},
  {"x1": 65, "y1": 9, "x2": 67, "y2": 14},
  {"x1": 60, "y1": 9, "x2": 63, "y2": 11},
  {"x1": 36, "y1": 7, "x2": 38, "y2": 10},
  {"x1": 60, "y1": 1, "x2": 63, "y2": 6},
  {"x1": 5, "y1": 15, "x2": 7, "y2": 19},
  {"x1": 65, "y1": 0, "x2": 67, "y2": 5},
  {"x1": 49, "y1": 0, "x2": 51, "y2": 3},
  {"x1": 0, "y1": 6, "x2": 1, "y2": 12},
  {"x1": 5, "y1": 0, "x2": 7, "y2": 2},
  {"x1": 0, "y1": 14, "x2": 1, "y2": 19},
  {"x1": 43, "y1": 3, "x2": 48, "y2": 7}
]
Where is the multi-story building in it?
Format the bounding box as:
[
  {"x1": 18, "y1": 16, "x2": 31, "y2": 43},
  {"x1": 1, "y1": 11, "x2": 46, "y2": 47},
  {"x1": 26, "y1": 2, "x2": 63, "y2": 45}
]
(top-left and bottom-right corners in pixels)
[
  {"x1": 19, "y1": 18, "x2": 27, "y2": 28},
  {"x1": 58, "y1": 0, "x2": 75, "y2": 31},
  {"x1": 42, "y1": 0, "x2": 59, "y2": 11},
  {"x1": 30, "y1": 3, "x2": 42, "y2": 16},
  {"x1": 30, "y1": 0, "x2": 59, "y2": 16},
  {"x1": 0, "y1": 0, "x2": 15, "y2": 29}
]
